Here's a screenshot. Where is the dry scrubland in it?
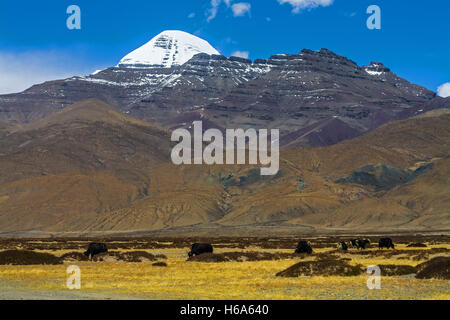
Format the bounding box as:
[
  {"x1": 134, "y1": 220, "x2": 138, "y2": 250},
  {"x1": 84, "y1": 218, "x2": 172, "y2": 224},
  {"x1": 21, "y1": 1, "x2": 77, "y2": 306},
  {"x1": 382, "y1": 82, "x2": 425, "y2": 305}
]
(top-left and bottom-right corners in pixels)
[{"x1": 0, "y1": 236, "x2": 449, "y2": 300}]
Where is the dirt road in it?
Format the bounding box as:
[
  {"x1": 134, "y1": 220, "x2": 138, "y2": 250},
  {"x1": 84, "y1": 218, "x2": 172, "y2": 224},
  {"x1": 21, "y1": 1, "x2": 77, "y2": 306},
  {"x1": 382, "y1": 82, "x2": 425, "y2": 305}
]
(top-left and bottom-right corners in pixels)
[{"x1": 0, "y1": 280, "x2": 140, "y2": 300}]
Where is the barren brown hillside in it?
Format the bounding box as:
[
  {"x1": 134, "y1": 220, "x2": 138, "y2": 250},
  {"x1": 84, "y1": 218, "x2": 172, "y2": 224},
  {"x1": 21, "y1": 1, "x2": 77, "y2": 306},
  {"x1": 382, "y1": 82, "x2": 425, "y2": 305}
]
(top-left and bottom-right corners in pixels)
[
  {"x1": 218, "y1": 112, "x2": 450, "y2": 231},
  {"x1": 283, "y1": 112, "x2": 450, "y2": 178},
  {"x1": 0, "y1": 99, "x2": 448, "y2": 235}
]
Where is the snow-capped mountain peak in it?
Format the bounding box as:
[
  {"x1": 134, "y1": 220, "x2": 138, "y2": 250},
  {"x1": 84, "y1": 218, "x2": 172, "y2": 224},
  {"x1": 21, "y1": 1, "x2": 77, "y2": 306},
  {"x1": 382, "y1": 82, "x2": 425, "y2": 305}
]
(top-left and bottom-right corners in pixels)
[{"x1": 118, "y1": 30, "x2": 220, "y2": 68}]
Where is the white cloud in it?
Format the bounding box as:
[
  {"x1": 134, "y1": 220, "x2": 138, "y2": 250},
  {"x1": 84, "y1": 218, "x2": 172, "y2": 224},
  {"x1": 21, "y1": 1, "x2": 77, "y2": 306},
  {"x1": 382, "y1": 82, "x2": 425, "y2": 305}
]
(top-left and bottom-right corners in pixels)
[
  {"x1": 277, "y1": 0, "x2": 334, "y2": 13},
  {"x1": 188, "y1": 12, "x2": 195, "y2": 18},
  {"x1": 207, "y1": 0, "x2": 221, "y2": 22},
  {"x1": 0, "y1": 50, "x2": 95, "y2": 94},
  {"x1": 231, "y1": 50, "x2": 249, "y2": 59},
  {"x1": 231, "y1": 2, "x2": 251, "y2": 17},
  {"x1": 437, "y1": 83, "x2": 450, "y2": 98},
  {"x1": 206, "y1": 0, "x2": 250, "y2": 21}
]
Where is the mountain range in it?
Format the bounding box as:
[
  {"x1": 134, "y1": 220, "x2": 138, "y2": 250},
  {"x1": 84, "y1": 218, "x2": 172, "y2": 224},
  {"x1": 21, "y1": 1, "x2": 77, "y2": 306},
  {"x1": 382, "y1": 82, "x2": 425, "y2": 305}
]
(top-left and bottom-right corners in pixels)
[
  {"x1": 2, "y1": 31, "x2": 449, "y2": 146},
  {"x1": 0, "y1": 30, "x2": 448, "y2": 236}
]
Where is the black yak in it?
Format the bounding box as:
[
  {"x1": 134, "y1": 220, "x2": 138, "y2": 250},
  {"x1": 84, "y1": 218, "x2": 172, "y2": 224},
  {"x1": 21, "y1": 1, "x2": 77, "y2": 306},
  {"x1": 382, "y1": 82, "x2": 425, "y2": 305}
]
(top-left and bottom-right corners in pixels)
[
  {"x1": 188, "y1": 243, "x2": 213, "y2": 257},
  {"x1": 84, "y1": 243, "x2": 108, "y2": 260},
  {"x1": 379, "y1": 238, "x2": 395, "y2": 249},
  {"x1": 294, "y1": 241, "x2": 313, "y2": 254}
]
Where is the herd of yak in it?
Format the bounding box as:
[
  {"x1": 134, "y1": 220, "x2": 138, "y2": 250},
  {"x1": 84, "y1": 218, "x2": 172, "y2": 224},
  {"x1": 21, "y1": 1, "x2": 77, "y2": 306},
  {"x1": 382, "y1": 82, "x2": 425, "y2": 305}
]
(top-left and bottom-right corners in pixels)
[
  {"x1": 83, "y1": 238, "x2": 395, "y2": 260},
  {"x1": 294, "y1": 237, "x2": 394, "y2": 255}
]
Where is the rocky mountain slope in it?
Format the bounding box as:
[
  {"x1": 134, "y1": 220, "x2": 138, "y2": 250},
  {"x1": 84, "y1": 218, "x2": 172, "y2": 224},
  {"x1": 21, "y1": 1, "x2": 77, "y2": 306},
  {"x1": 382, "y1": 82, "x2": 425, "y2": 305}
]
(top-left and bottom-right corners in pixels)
[{"x1": 0, "y1": 31, "x2": 447, "y2": 148}]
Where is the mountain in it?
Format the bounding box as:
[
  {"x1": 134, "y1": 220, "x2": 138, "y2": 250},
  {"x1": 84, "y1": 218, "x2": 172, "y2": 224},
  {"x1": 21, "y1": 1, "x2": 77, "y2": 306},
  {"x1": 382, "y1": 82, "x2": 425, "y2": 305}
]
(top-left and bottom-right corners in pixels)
[
  {"x1": 0, "y1": 99, "x2": 172, "y2": 185},
  {"x1": 0, "y1": 31, "x2": 445, "y2": 148},
  {"x1": 117, "y1": 30, "x2": 220, "y2": 68},
  {"x1": 0, "y1": 44, "x2": 268, "y2": 126},
  {"x1": 0, "y1": 30, "x2": 449, "y2": 235},
  {"x1": 283, "y1": 109, "x2": 450, "y2": 178},
  {"x1": 202, "y1": 49, "x2": 436, "y2": 136},
  {"x1": 216, "y1": 110, "x2": 450, "y2": 232},
  {"x1": 0, "y1": 99, "x2": 228, "y2": 233},
  {"x1": 125, "y1": 53, "x2": 271, "y2": 126},
  {"x1": 0, "y1": 100, "x2": 448, "y2": 235}
]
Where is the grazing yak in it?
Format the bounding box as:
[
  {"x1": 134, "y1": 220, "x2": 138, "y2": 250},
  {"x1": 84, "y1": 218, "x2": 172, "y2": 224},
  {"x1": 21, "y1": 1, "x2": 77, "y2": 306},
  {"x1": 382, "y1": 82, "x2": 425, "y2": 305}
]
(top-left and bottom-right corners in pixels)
[
  {"x1": 350, "y1": 239, "x2": 370, "y2": 249},
  {"x1": 84, "y1": 243, "x2": 108, "y2": 260},
  {"x1": 337, "y1": 241, "x2": 348, "y2": 251},
  {"x1": 356, "y1": 239, "x2": 371, "y2": 249},
  {"x1": 188, "y1": 243, "x2": 213, "y2": 257},
  {"x1": 379, "y1": 237, "x2": 395, "y2": 249},
  {"x1": 294, "y1": 241, "x2": 313, "y2": 254}
]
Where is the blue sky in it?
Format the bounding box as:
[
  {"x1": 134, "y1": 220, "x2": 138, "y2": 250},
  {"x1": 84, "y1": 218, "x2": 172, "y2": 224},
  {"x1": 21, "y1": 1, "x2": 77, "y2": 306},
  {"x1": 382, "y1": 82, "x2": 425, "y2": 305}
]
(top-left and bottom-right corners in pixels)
[{"x1": 0, "y1": 0, "x2": 449, "y2": 94}]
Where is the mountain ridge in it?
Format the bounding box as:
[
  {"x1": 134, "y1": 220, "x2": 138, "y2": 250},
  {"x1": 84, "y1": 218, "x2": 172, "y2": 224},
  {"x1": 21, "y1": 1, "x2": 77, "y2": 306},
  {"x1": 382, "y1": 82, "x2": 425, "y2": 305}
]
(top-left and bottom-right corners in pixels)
[{"x1": 0, "y1": 30, "x2": 444, "y2": 150}]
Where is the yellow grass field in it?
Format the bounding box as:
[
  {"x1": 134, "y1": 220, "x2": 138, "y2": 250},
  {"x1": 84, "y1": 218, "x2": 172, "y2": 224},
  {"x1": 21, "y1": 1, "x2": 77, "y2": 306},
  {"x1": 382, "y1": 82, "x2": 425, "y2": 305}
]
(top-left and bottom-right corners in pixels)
[{"x1": 0, "y1": 242, "x2": 449, "y2": 300}]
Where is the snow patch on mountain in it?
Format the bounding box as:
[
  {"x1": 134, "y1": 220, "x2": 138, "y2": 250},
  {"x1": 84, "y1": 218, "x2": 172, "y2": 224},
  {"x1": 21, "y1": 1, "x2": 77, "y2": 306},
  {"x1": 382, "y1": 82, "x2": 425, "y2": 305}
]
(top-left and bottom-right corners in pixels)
[
  {"x1": 363, "y1": 62, "x2": 390, "y2": 77},
  {"x1": 365, "y1": 70, "x2": 383, "y2": 76},
  {"x1": 118, "y1": 30, "x2": 220, "y2": 69}
]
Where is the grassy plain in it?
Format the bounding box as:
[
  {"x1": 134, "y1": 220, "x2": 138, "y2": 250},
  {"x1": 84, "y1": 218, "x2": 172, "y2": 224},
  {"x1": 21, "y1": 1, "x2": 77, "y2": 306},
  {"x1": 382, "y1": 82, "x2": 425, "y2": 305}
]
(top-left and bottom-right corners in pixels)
[{"x1": 0, "y1": 238, "x2": 449, "y2": 300}]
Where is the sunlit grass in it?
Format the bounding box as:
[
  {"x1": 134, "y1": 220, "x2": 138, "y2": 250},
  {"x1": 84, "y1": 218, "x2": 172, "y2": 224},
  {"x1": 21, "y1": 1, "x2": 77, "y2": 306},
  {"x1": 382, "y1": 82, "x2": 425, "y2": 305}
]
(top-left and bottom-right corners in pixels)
[{"x1": 0, "y1": 247, "x2": 449, "y2": 300}]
